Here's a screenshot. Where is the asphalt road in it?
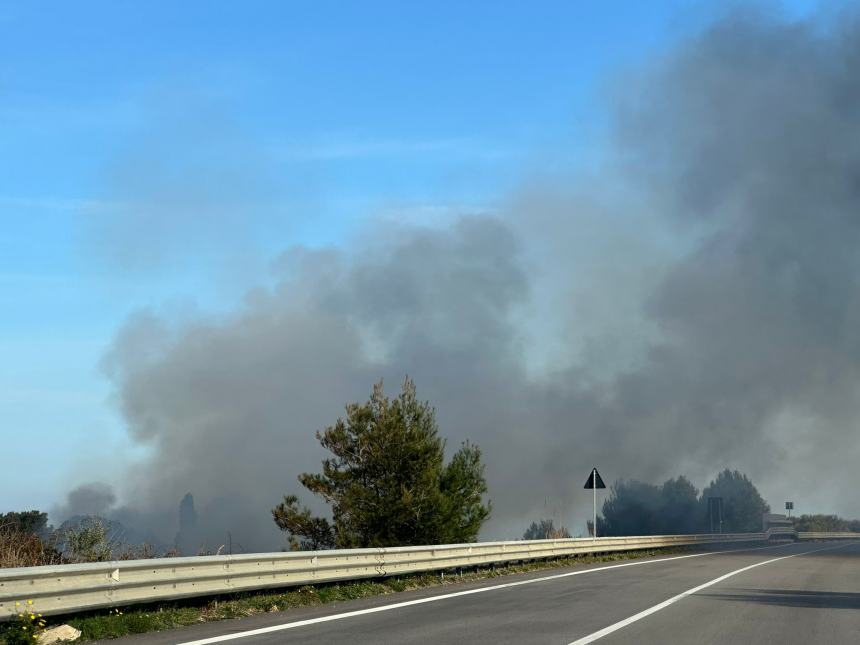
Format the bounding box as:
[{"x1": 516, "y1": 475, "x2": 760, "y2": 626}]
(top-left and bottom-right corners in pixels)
[{"x1": 101, "y1": 541, "x2": 860, "y2": 645}]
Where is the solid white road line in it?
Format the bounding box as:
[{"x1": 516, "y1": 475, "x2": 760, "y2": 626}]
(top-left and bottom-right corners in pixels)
[
  {"x1": 567, "y1": 542, "x2": 853, "y2": 645},
  {"x1": 177, "y1": 542, "x2": 795, "y2": 645}
]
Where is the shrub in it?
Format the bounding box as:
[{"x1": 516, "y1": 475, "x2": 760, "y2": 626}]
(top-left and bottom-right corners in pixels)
[{"x1": 523, "y1": 519, "x2": 571, "y2": 540}]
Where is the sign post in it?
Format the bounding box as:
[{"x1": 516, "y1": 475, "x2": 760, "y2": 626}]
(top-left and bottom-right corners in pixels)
[
  {"x1": 583, "y1": 467, "x2": 606, "y2": 539},
  {"x1": 708, "y1": 497, "x2": 723, "y2": 534},
  {"x1": 785, "y1": 501, "x2": 794, "y2": 518}
]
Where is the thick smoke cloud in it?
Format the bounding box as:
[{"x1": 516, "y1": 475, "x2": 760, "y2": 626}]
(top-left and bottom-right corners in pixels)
[
  {"x1": 61, "y1": 10, "x2": 860, "y2": 549},
  {"x1": 54, "y1": 483, "x2": 117, "y2": 520},
  {"x1": 93, "y1": 218, "x2": 541, "y2": 550}
]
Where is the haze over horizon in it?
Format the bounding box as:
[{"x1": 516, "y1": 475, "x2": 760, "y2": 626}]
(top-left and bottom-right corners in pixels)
[{"x1": 4, "y1": 0, "x2": 859, "y2": 551}]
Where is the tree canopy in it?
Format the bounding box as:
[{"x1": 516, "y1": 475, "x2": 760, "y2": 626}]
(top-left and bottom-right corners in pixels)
[
  {"x1": 273, "y1": 378, "x2": 491, "y2": 549},
  {"x1": 793, "y1": 514, "x2": 860, "y2": 532},
  {"x1": 700, "y1": 469, "x2": 770, "y2": 533},
  {"x1": 599, "y1": 471, "x2": 771, "y2": 536},
  {"x1": 600, "y1": 480, "x2": 664, "y2": 536},
  {"x1": 0, "y1": 511, "x2": 51, "y2": 537},
  {"x1": 599, "y1": 478, "x2": 698, "y2": 536},
  {"x1": 659, "y1": 476, "x2": 700, "y2": 535}
]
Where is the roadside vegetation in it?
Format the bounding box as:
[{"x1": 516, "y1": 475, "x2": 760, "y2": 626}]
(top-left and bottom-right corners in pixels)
[
  {"x1": 2, "y1": 600, "x2": 48, "y2": 645},
  {"x1": 793, "y1": 514, "x2": 860, "y2": 532},
  {"x1": 522, "y1": 519, "x2": 571, "y2": 540},
  {"x1": 0, "y1": 512, "x2": 170, "y2": 569}
]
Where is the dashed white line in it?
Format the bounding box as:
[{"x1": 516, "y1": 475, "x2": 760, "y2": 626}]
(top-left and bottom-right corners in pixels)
[{"x1": 567, "y1": 542, "x2": 853, "y2": 644}]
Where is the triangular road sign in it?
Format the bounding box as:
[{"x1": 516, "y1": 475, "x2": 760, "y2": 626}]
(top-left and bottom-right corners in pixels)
[{"x1": 584, "y1": 468, "x2": 606, "y2": 489}]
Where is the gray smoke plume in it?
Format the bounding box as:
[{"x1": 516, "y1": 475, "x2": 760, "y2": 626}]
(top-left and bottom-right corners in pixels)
[
  {"x1": 60, "y1": 8, "x2": 860, "y2": 549},
  {"x1": 54, "y1": 483, "x2": 117, "y2": 520}
]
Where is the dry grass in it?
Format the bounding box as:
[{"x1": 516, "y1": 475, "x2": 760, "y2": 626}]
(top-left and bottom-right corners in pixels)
[
  {"x1": 0, "y1": 520, "x2": 176, "y2": 570},
  {"x1": 0, "y1": 529, "x2": 61, "y2": 569}
]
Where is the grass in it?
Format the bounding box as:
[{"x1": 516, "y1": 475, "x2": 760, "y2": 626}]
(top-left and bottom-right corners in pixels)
[
  {"x1": 0, "y1": 530, "x2": 62, "y2": 570},
  {"x1": 0, "y1": 547, "x2": 689, "y2": 643}
]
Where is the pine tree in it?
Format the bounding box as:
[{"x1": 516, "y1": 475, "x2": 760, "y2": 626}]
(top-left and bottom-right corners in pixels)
[
  {"x1": 700, "y1": 469, "x2": 770, "y2": 532},
  {"x1": 272, "y1": 378, "x2": 491, "y2": 548}
]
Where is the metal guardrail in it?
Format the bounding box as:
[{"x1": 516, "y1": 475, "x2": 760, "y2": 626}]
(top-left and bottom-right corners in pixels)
[
  {"x1": 0, "y1": 533, "x2": 764, "y2": 619},
  {"x1": 1, "y1": 529, "x2": 857, "y2": 620},
  {"x1": 797, "y1": 531, "x2": 860, "y2": 540}
]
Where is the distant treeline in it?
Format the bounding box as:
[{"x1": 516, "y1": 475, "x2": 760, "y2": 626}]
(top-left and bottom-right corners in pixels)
[
  {"x1": 596, "y1": 469, "x2": 770, "y2": 536},
  {"x1": 793, "y1": 514, "x2": 860, "y2": 532}
]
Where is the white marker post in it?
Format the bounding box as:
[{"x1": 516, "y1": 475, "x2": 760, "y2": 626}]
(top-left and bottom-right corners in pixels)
[
  {"x1": 583, "y1": 467, "x2": 606, "y2": 540},
  {"x1": 593, "y1": 470, "x2": 597, "y2": 540}
]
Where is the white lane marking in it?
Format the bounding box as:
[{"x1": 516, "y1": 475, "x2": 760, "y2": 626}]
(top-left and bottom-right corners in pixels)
[
  {"x1": 177, "y1": 542, "x2": 795, "y2": 645},
  {"x1": 567, "y1": 542, "x2": 853, "y2": 645}
]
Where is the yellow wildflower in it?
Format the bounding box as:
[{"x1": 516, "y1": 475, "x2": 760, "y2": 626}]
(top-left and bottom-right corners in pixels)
[{"x1": 27, "y1": 600, "x2": 33, "y2": 605}]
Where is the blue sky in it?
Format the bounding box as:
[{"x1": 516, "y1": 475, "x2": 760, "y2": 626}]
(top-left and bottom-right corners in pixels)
[{"x1": 0, "y1": 0, "x2": 820, "y2": 514}]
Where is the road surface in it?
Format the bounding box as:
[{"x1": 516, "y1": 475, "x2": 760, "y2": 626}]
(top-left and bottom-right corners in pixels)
[{"x1": 99, "y1": 541, "x2": 860, "y2": 644}]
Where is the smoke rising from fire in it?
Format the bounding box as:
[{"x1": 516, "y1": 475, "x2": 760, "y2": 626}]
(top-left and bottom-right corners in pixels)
[{"x1": 58, "y1": 9, "x2": 860, "y2": 549}]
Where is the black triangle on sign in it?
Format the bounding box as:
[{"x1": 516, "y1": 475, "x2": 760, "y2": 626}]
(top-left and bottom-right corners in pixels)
[{"x1": 584, "y1": 468, "x2": 606, "y2": 489}]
